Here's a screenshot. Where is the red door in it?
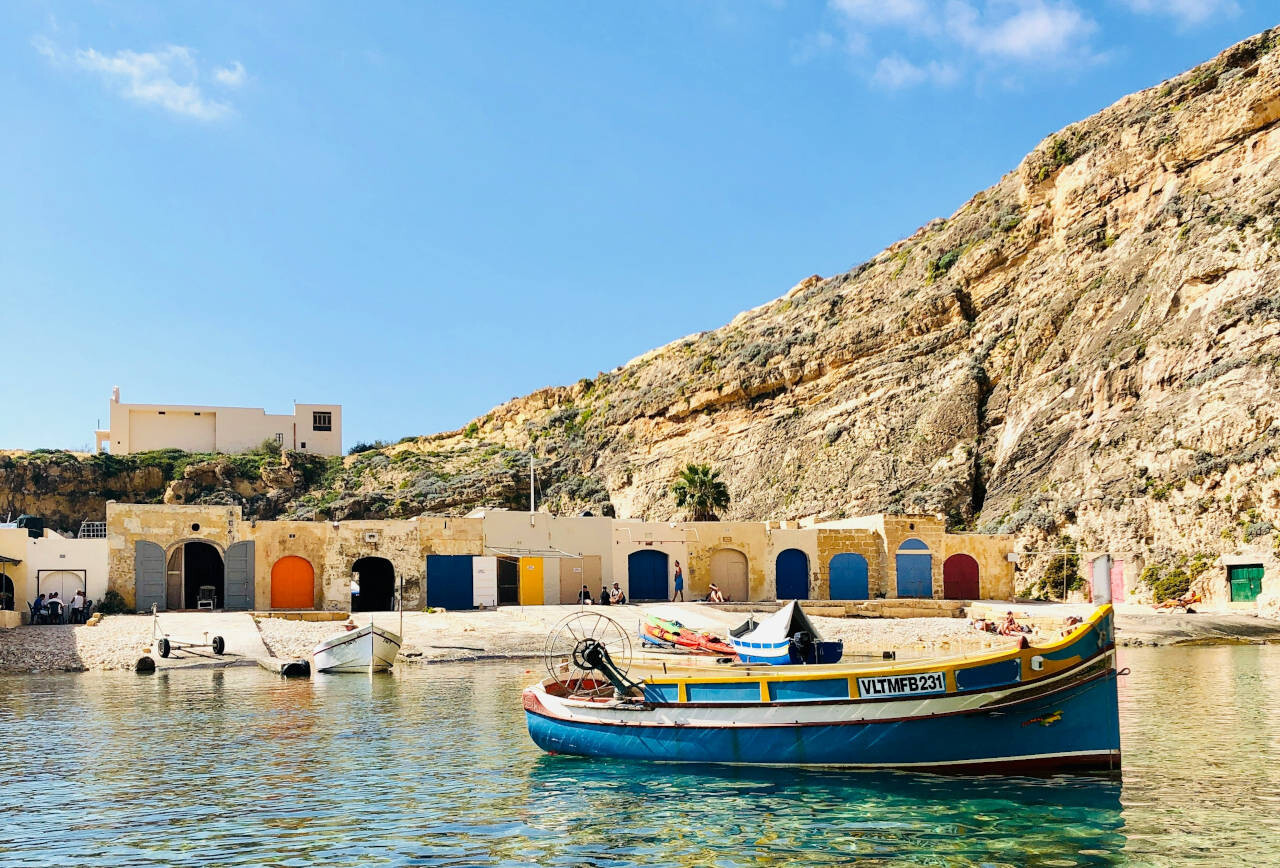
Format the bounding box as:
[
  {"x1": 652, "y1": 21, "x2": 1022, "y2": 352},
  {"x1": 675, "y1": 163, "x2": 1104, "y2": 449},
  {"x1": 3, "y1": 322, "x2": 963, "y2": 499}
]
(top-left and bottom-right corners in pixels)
[{"x1": 942, "y1": 554, "x2": 980, "y2": 599}]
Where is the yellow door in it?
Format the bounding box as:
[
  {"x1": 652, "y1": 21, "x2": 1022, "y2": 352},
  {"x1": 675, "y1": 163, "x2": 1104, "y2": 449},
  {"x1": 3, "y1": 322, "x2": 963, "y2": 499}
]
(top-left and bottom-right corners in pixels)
[{"x1": 519, "y1": 557, "x2": 543, "y2": 605}]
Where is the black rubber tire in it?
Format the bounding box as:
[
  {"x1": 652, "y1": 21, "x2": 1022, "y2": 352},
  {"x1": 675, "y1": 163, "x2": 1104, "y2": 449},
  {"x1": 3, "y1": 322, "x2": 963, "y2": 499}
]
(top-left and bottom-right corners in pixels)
[
  {"x1": 212, "y1": 636, "x2": 226, "y2": 655},
  {"x1": 158, "y1": 638, "x2": 171, "y2": 658}
]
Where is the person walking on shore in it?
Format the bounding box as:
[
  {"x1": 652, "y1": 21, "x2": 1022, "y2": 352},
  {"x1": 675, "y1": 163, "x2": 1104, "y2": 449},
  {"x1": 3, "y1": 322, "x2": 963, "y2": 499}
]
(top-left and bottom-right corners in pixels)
[{"x1": 671, "y1": 561, "x2": 685, "y2": 602}]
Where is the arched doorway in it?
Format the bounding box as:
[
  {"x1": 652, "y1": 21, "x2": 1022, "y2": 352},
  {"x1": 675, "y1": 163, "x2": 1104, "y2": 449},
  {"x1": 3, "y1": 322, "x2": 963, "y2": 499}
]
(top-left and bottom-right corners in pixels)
[
  {"x1": 628, "y1": 550, "x2": 669, "y2": 601},
  {"x1": 829, "y1": 553, "x2": 868, "y2": 600},
  {"x1": 352, "y1": 557, "x2": 395, "y2": 611},
  {"x1": 180, "y1": 542, "x2": 225, "y2": 611},
  {"x1": 943, "y1": 554, "x2": 980, "y2": 599},
  {"x1": 896, "y1": 538, "x2": 933, "y2": 599},
  {"x1": 710, "y1": 549, "x2": 749, "y2": 601},
  {"x1": 37, "y1": 570, "x2": 86, "y2": 602},
  {"x1": 775, "y1": 549, "x2": 809, "y2": 600},
  {"x1": 271, "y1": 556, "x2": 315, "y2": 609}
]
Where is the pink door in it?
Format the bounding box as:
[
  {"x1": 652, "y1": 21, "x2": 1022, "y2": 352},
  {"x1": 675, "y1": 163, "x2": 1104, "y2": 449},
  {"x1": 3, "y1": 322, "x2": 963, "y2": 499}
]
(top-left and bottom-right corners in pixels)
[{"x1": 1110, "y1": 559, "x2": 1125, "y2": 603}]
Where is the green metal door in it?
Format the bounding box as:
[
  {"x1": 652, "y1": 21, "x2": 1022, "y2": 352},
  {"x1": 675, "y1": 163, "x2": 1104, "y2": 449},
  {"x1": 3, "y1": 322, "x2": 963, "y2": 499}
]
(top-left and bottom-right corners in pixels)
[{"x1": 1228, "y1": 564, "x2": 1264, "y2": 602}]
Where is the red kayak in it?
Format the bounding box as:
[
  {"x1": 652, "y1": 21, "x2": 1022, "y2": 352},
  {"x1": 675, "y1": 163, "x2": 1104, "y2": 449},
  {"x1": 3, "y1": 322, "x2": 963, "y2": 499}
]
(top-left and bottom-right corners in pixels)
[{"x1": 643, "y1": 617, "x2": 733, "y2": 657}]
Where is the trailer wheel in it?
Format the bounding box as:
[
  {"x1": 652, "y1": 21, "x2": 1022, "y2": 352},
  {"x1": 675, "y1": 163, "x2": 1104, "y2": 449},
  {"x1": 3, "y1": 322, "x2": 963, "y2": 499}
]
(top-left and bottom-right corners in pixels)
[
  {"x1": 212, "y1": 636, "x2": 226, "y2": 655},
  {"x1": 158, "y1": 638, "x2": 171, "y2": 658}
]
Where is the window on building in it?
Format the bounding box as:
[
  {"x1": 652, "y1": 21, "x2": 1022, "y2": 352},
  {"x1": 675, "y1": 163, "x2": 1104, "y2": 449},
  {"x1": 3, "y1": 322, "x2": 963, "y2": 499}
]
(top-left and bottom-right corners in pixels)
[
  {"x1": 300, "y1": 441, "x2": 307, "y2": 449},
  {"x1": 275, "y1": 433, "x2": 284, "y2": 446},
  {"x1": 313, "y1": 411, "x2": 332, "y2": 431}
]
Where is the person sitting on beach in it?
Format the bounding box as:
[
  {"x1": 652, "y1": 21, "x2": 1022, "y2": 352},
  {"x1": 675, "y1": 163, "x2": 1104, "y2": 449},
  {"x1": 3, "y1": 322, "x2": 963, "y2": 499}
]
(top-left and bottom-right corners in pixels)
[
  {"x1": 610, "y1": 582, "x2": 627, "y2": 605},
  {"x1": 707, "y1": 584, "x2": 725, "y2": 603},
  {"x1": 999, "y1": 611, "x2": 1022, "y2": 636},
  {"x1": 578, "y1": 584, "x2": 593, "y2": 605},
  {"x1": 599, "y1": 585, "x2": 611, "y2": 606},
  {"x1": 342, "y1": 618, "x2": 358, "y2": 632},
  {"x1": 971, "y1": 617, "x2": 992, "y2": 633}
]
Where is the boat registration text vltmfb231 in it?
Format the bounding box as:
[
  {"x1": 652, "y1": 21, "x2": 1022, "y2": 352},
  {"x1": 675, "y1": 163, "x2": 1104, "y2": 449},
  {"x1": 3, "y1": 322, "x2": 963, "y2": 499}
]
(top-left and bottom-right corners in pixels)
[{"x1": 857, "y1": 672, "x2": 947, "y2": 698}]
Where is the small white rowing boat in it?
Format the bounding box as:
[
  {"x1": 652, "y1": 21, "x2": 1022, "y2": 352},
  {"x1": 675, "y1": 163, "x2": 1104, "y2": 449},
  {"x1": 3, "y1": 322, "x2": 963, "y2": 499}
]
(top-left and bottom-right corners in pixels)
[{"x1": 313, "y1": 623, "x2": 402, "y2": 673}]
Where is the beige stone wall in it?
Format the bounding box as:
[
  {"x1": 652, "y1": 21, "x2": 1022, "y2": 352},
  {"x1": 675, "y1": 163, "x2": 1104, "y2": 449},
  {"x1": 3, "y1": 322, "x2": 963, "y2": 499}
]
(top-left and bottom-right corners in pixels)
[
  {"x1": 765, "y1": 527, "x2": 819, "y2": 599},
  {"x1": 108, "y1": 503, "x2": 244, "y2": 607},
  {"x1": 815, "y1": 528, "x2": 886, "y2": 599},
  {"x1": 0, "y1": 528, "x2": 32, "y2": 614},
  {"x1": 611, "y1": 520, "x2": 690, "y2": 600},
  {"x1": 104, "y1": 504, "x2": 1016, "y2": 610},
  {"x1": 941, "y1": 533, "x2": 1016, "y2": 599},
  {"x1": 881, "y1": 514, "x2": 946, "y2": 599},
  {"x1": 684, "y1": 521, "x2": 771, "y2": 601}
]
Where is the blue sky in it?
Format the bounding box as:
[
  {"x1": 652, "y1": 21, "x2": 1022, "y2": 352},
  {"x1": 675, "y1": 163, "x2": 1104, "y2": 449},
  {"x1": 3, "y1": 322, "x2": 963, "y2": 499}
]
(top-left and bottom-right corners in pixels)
[{"x1": 1, "y1": 1, "x2": 1274, "y2": 451}]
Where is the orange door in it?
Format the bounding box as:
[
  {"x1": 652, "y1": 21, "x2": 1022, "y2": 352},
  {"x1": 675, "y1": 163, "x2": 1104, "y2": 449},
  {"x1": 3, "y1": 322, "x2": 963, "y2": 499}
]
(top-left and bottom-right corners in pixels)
[{"x1": 271, "y1": 556, "x2": 315, "y2": 609}]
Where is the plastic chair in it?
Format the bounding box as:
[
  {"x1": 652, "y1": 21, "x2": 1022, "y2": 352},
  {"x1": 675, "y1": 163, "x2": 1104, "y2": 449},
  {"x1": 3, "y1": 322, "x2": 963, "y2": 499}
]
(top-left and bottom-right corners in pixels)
[{"x1": 197, "y1": 586, "x2": 217, "y2": 610}]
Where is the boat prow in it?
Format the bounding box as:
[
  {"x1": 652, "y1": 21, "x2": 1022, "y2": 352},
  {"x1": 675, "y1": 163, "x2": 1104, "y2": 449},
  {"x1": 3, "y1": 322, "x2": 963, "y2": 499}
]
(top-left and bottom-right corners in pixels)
[{"x1": 313, "y1": 623, "x2": 403, "y2": 673}]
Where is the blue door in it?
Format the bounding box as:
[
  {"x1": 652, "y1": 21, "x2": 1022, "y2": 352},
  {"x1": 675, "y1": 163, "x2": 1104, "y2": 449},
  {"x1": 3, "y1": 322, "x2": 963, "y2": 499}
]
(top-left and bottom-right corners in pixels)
[
  {"x1": 427, "y1": 555, "x2": 475, "y2": 610},
  {"x1": 628, "y1": 550, "x2": 669, "y2": 601},
  {"x1": 896, "y1": 538, "x2": 933, "y2": 598},
  {"x1": 829, "y1": 553, "x2": 868, "y2": 600},
  {"x1": 775, "y1": 549, "x2": 809, "y2": 600}
]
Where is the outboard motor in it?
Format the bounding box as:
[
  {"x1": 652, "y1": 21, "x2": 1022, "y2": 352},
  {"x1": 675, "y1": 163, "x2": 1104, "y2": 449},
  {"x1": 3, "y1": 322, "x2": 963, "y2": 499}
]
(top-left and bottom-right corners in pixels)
[{"x1": 789, "y1": 630, "x2": 816, "y2": 664}]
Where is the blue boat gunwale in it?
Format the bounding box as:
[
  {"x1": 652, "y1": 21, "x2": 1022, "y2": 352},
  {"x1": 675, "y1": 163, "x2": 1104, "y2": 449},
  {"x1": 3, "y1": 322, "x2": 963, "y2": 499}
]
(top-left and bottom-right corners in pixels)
[
  {"x1": 634, "y1": 646, "x2": 1115, "y2": 710},
  {"x1": 527, "y1": 659, "x2": 1118, "y2": 731}
]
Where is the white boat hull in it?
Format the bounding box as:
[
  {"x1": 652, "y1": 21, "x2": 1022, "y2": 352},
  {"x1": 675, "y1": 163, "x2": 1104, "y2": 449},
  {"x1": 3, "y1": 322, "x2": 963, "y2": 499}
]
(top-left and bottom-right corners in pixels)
[{"x1": 313, "y1": 624, "x2": 402, "y2": 673}]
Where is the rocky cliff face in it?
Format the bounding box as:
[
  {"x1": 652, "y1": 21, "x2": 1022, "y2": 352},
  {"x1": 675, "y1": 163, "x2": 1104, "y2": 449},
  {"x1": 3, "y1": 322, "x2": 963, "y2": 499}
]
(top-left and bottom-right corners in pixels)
[
  {"x1": 0, "y1": 449, "x2": 329, "y2": 532},
  {"x1": 6, "y1": 31, "x2": 1280, "y2": 597},
  {"x1": 326, "y1": 30, "x2": 1280, "y2": 593}
]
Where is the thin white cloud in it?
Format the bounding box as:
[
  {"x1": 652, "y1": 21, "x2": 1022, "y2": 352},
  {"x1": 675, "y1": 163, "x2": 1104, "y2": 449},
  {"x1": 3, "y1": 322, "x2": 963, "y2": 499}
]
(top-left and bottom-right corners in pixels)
[
  {"x1": 1122, "y1": 0, "x2": 1239, "y2": 27},
  {"x1": 873, "y1": 54, "x2": 959, "y2": 89},
  {"x1": 213, "y1": 61, "x2": 247, "y2": 88},
  {"x1": 823, "y1": 0, "x2": 1100, "y2": 89},
  {"x1": 35, "y1": 38, "x2": 243, "y2": 121},
  {"x1": 945, "y1": 0, "x2": 1096, "y2": 60}
]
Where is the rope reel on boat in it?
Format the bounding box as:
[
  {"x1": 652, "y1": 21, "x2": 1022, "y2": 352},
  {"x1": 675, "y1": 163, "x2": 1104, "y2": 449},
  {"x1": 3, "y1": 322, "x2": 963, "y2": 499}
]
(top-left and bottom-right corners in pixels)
[{"x1": 543, "y1": 612, "x2": 639, "y2": 698}]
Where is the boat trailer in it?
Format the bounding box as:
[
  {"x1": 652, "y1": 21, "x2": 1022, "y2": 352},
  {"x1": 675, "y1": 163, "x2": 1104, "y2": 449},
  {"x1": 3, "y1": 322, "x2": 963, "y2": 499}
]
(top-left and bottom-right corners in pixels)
[{"x1": 150, "y1": 604, "x2": 226, "y2": 658}]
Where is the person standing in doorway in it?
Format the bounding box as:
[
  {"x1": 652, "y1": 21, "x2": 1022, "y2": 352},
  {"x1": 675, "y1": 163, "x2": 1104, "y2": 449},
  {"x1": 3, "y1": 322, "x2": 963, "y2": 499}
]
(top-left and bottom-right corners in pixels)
[{"x1": 672, "y1": 561, "x2": 685, "y2": 602}]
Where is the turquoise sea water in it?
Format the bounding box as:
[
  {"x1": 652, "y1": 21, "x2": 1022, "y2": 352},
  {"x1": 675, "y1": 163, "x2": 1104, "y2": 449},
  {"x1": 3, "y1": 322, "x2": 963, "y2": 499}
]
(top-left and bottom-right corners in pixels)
[{"x1": 1, "y1": 645, "x2": 1278, "y2": 867}]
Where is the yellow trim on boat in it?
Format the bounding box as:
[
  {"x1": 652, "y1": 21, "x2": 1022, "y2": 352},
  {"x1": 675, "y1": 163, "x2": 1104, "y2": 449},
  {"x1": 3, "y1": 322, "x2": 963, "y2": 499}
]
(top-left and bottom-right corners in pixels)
[{"x1": 639, "y1": 605, "x2": 1112, "y2": 693}]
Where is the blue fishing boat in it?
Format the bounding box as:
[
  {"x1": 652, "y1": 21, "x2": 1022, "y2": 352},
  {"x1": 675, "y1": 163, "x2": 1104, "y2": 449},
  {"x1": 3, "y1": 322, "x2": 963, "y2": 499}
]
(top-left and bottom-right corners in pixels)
[
  {"x1": 729, "y1": 600, "x2": 843, "y2": 665},
  {"x1": 524, "y1": 605, "x2": 1122, "y2": 773}
]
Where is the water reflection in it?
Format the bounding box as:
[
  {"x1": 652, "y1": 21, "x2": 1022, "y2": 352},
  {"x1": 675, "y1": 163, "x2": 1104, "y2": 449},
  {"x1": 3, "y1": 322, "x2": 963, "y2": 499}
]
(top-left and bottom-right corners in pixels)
[{"x1": 0, "y1": 648, "x2": 1278, "y2": 866}]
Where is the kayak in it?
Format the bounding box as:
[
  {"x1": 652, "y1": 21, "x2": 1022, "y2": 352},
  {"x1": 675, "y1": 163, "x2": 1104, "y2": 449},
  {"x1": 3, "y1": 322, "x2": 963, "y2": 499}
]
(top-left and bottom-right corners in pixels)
[{"x1": 643, "y1": 615, "x2": 735, "y2": 657}]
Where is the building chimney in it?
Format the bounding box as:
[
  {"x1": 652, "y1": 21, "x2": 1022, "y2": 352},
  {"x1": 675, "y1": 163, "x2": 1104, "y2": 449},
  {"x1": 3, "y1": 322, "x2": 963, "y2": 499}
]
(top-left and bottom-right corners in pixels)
[{"x1": 111, "y1": 386, "x2": 120, "y2": 403}]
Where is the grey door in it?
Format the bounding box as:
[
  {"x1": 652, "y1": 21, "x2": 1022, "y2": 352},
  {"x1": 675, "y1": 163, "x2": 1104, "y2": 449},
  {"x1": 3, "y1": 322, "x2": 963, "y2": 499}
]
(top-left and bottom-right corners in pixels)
[
  {"x1": 224, "y1": 541, "x2": 255, "y2": 611},
  {"x1": 135, "y1": 541, "x2": 166, "y2": 612}
]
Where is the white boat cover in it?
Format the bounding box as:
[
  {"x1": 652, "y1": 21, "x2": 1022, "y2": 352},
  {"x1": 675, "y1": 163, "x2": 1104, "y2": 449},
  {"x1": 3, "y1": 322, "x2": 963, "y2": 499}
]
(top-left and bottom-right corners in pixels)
[{"x1": 736, "y1": 600, "x2": 823, "y2": 645}]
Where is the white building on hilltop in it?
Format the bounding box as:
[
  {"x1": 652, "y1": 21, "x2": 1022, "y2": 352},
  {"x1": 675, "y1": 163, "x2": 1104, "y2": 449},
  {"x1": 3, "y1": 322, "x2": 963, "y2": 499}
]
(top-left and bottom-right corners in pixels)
[{"x1": 94, "y1": 387, "x2": 342, "y2": 456}]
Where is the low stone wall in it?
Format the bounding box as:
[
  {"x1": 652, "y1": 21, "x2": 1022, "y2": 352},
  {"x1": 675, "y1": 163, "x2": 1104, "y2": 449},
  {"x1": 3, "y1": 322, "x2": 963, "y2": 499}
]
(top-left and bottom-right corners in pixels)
[
  {"x1": 254, "y1": 611, "x2": 349, "y2": 622},
  {"x1": 0, "y1": 611, "x2": 21, "y2": 629},
  {"x1": 708, "y1": 599, "x2": 970, "y2": 618}
]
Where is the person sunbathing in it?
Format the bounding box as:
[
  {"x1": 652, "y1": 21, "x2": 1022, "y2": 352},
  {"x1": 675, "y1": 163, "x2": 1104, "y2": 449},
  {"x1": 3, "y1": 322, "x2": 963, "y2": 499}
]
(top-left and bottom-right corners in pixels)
[{"x1": 1154, "y1": 591, "x2": 1202, "y2": 611}]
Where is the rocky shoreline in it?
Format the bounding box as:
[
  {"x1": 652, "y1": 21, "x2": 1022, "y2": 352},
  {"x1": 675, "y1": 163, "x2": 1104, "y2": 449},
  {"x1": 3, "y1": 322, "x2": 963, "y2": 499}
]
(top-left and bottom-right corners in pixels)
[{"x1": 2, "y1": 602, "x2": 1278, "y2": 674}]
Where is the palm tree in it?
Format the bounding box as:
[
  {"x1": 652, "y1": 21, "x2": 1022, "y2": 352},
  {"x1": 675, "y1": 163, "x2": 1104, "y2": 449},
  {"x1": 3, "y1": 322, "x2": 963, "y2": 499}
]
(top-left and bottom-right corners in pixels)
[{"x1": 671, "y1": 463, "x2": 730, "y2": 521}]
